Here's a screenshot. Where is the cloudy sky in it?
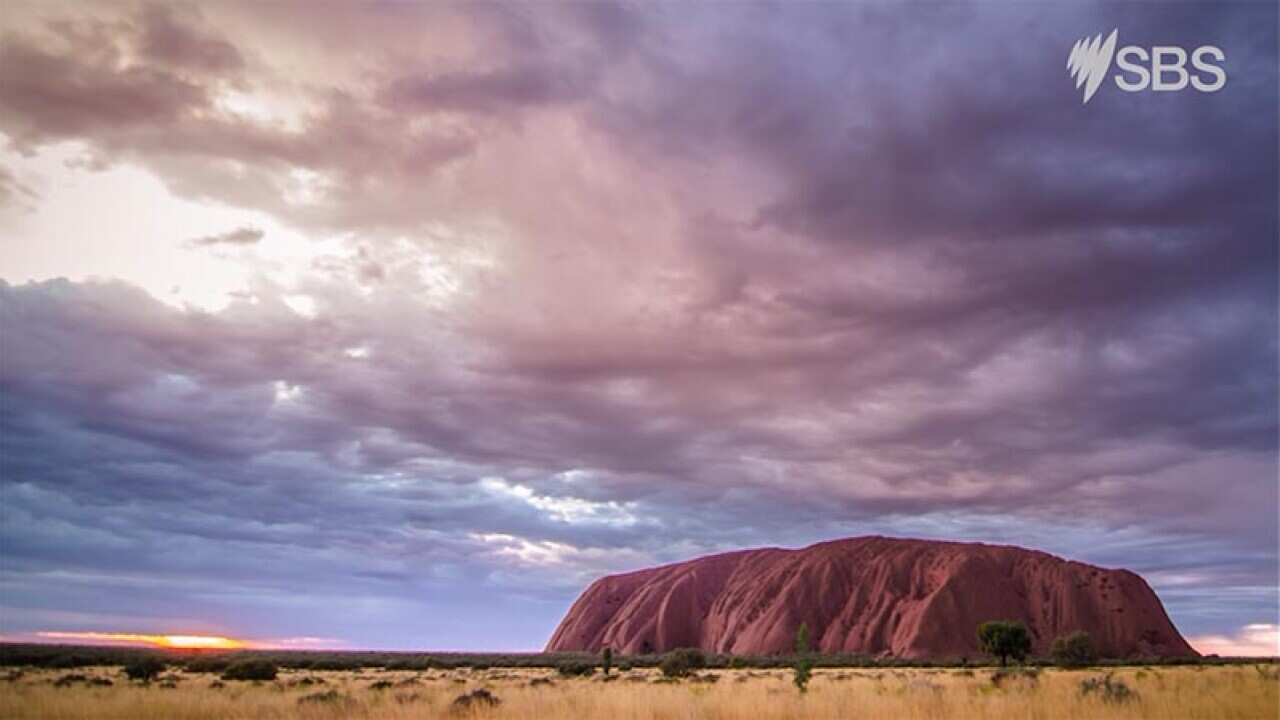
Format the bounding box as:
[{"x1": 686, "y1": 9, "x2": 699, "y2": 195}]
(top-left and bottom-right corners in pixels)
[{"x1": 0, "y1": 1, "x2": 1276, "y2": 655}]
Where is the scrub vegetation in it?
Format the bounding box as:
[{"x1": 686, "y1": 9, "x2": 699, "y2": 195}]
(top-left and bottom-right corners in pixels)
[{"x1": 1, "y1": 662, "x2": 1276, "y2": 720}]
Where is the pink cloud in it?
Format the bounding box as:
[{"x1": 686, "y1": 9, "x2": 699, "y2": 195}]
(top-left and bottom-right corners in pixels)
[{"x1": 1188, "y1": 624, "x2": 1279, "y2": 657}]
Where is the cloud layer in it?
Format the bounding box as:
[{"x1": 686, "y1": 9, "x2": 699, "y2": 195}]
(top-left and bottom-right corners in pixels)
[{"x1": 0, "y1": 2, "x2": 1275, "y2": 651}]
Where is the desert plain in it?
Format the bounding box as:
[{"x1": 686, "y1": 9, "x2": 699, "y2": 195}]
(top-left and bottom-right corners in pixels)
[{"x1": 2, "y1": 662, "x2": 1277, "y2": 720}]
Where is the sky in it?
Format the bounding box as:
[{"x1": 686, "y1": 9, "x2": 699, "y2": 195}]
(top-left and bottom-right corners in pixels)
[{"x1": 0, "y1": 1, "x2": 1276, "y2": 656}]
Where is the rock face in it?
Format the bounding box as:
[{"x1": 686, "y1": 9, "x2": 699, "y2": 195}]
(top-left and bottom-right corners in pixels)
[{"x1": 545, "y1": 536, "x2": 1197, "y2": 659}]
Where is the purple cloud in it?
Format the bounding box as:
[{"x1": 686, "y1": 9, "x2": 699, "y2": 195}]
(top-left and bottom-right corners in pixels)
[{"x1": 0, "y1": 1, "x2": 1274, "y2": 651}]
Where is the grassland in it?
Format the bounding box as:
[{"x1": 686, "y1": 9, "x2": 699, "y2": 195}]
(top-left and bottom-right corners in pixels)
[{"x1": 2, "y1": 663, "x2": 1277, "y2": 720}]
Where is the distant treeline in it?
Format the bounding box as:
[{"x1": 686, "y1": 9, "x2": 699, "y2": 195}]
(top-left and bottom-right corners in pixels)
[{"x1": 0, "y1": 643, "x2": 1272, "y2": 671}]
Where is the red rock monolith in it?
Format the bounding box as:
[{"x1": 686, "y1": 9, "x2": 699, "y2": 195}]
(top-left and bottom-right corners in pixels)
[{"x1": 545, "y1": 536, "x2": 1197, "y2": 659}]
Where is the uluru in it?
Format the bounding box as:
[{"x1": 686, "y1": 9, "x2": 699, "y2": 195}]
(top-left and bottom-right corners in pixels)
[{"x1": 546, "y1": 536, "x2": 1198, "y2": 659}]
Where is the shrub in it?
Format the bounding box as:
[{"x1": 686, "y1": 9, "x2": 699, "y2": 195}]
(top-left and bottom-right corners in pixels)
[
  {"x1": 660, "y1": 648, "x2": 706, "y2": 678},
  {"x1": 124, "y1": 658, "x2": 166, "y2": 682},
  {"x1": 1051, "y1": 631, "x2": 1096, "y2": 667},
  {"x1": 556, "y1": 661, "x2": 596, "y2": 677},
  {"x1": 382, "y1": 659, "x2": 431, "y2": 671},
  {"x1": 1080, "y1": 673, "x2": 1137, "y2": 704},
  {"x1": 308, "y1": 659, "x2": 361, "y2": 671},
  {"x1": 298, "y1": 689, "x2": 356, "y2": 709},
  {"x1": 977, "y1": 621, "x2": 1032, "y2": 667},
  {"x1": 53, "y1": 674, "x2": 89, "y2": 688},
  {"x1": 47, "y1": 655, "x2": 91, "y2": 669},
  {"x1": 184, "y1": 658, "x2": 231, "y2": 674},
  {"x1": 451, "y1": 688, "x2": 501, "y2": 711},
  {"x1": 221, "y1": 660, "x2": 278, "y2": 681},
  {"x1": 991, "y1": 666, "x2": 1040, "y2": 688}
]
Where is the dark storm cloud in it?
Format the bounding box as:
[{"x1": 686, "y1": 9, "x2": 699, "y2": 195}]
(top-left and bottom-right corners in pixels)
[{"x1": 0, "y1": 1, "x2": 1275, "y2": 649}]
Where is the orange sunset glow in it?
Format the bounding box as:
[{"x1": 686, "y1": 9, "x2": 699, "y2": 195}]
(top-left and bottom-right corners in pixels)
[{"x1": 36, "y1": 632, "x2": 246, "y2": 650}]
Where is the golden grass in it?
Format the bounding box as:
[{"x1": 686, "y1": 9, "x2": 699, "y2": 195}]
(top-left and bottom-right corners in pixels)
[{"x1": 1, "y1": 665, "x2": 1276, "y2": 720}]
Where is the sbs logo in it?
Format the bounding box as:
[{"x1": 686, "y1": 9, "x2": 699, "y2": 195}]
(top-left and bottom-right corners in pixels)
[{"x1": 1067, "y1": 29, "x2": 1226, "y2": 104}]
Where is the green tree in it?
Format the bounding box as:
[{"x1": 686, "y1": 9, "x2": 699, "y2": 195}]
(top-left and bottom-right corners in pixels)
[
  {"x1": 221, "y1": 660, "x2": 278, "y2": 681},
  {"x1": 1051, "y1": 631, "x2": 1095, "y2": 667},
  {"x1": 977, "y1": 621, "x2": 1032, "y2": 667},
  {"x1": 123, "y1": 658, "x2": 165, "y2": 682},
  {"x1": 659, "y1": 648, "x2": 705, "y2": 678},
  {"x1": 555, "y1": 661, "x2": 595, "y2": 677},
  {"x1": 793, "y1": 623, "x2": 813, "y2": 693},
  {"x1": 602, "y1": 647, "x2": 613, "y2": 676}
]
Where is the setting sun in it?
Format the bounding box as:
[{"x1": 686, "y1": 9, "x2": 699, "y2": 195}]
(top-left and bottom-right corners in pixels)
[
  {"x1": 37, "y1": 632, "x2": 246, "y2": 650},
  {"x1": 153, "y1": 635, "x2": 245, "y2": 650}
]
